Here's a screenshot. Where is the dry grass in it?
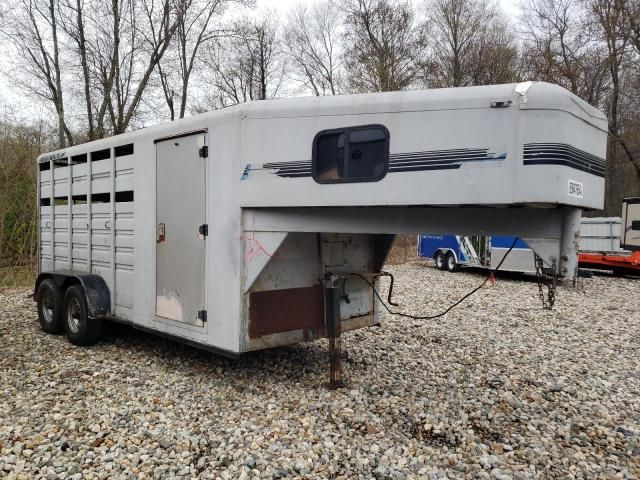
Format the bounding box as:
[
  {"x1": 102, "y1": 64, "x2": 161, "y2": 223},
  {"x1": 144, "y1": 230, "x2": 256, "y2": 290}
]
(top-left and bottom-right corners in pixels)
[{"x1": 0, "y1": 264, "x2": 36, "y2": 290}]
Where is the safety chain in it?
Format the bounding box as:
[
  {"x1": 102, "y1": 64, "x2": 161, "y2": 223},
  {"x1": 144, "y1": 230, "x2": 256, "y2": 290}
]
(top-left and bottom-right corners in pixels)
[{"x1": 534, "y1": 255, "x2": 557, "y2": 310}]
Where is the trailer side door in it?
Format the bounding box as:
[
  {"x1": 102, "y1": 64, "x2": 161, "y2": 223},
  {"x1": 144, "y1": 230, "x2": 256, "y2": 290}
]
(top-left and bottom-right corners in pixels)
[{"x1": 155, "y1": 132, "x2": 207, "y2": 326}]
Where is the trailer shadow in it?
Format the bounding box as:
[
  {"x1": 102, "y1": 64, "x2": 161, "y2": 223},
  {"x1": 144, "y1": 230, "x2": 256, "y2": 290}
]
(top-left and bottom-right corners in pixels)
[{"x1": 100, "y1": 321, "x2": 341, "y2": 388}]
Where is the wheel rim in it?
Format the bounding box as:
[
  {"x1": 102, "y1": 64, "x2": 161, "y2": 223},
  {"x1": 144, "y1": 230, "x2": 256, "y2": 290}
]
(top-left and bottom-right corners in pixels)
[
  {"x1": 448, "y1": 256, "x2": 455, "y2": 269},
  {"x1": 436, "y1": 254, "x2": 443, "y2": 268},
  {"x1": 42, "y1": 289, "x2": 55, "y2": 324},
  {"x1": 67, "y1": 297, "x2": 82, "y2": 334}
]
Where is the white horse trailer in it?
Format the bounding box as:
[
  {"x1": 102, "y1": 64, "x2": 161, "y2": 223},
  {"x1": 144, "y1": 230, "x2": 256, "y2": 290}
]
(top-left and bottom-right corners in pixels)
[{"x1": 34, "y1": 81, "x2": 606, "y2": 382}]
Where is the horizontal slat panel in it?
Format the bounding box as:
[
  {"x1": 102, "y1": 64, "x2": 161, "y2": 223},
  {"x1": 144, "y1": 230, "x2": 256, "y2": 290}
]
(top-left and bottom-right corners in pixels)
[
  {"x1": 115, "y1": 176, "x2": 133, "y2": 192},
  {"x1": 71, "y1": 182, "x2": 88, "y2": 197},
  {"x1": 53, "y1": 232, "x2": 70, "y2": 243},
  {"x1": 116, "y1": 253, "x2": 134, "y2": 268},
  {"x1": 91, "y1": 248, "x2": 111, "y2": 264},
  {"x1": 54, "y1": 206, "x2": 69, "y2": 215},
  {"x1": 116, "y1": 218, "x2": 134, "y2": 232},
  {"x1": 40, "y1": 169, "x2": 52, "y2": 184},
  {"x1": 53, "y1": 184, "x2": 69, "y2": 198},
  {"x1": 39, "y1": 146, "x2": 136, "y2": 310},
  {"x1": 54, "y1": 245, "x2": 70, "y2": 257},
  {"x1": 72, "y1": 220, "x2": 90, "y2": 230},
  {"x1": 53, "y1": 167, "x2": 70, "y2": 182},
  {"x1": 91, "y1": 219, "x2": 111, "y2": 232},
  {"x1": 92, "y1": 204, "x2": 110, "y2": 214},
  {"x1": 91, "y1": 234, "x2": 110, "y2": 248},
  {"x1": 115, "y1": 236, "x2": 134, "y2": 249},
  {"x1": 71, "y1": 232, "x2": 89, "y2": 244},
  {"x1": 71, "y1": 163, "x2": 88, "y2": 181}
]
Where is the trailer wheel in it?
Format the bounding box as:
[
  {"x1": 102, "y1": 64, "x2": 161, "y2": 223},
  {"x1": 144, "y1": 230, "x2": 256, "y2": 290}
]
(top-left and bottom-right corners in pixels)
[
  {"x1": 435, "y1": 251, "x2": 446, "y2": 270},
  {"x1": 445, "y1": 252, "x2": 459, "y2": 272},
  {"x1": 36, "y1": 279, "x2": 64, "y2": 334},
  {"x1": 63, "y1": 285, "x2": 102, "y2": 346}
]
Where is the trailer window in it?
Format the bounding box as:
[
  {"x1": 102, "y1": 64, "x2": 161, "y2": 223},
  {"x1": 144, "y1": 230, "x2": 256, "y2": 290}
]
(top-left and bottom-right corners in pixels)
[
  {"x1": 71, "y1": 154, "x2": 87, "y2": 165},
  {"x1": 115, "y1": 144, "x2": 134, "y2": 157},
  {"x1": 313, "y1": 125, "x2": 389, "y2": 183},
  {"x1": 91, "y1": 149, "x2": 110, "y2": 161},
  {"x1": 52, "y1": 158, "x2": 68, "y2": 169}
]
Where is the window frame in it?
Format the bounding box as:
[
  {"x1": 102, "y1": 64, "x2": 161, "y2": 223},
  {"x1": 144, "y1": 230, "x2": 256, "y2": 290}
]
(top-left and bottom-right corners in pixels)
[{"x1": 312, "y1": 124, "x2": 390, "y2": 184}]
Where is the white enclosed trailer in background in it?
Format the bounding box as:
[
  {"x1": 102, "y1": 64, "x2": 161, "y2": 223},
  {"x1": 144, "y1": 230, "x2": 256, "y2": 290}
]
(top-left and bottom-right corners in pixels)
[
  {"x1": 34, "y1": 82, "x2": 607, "y2": 381},
  {"x1": 621, "y1": 198, "x2": 640, "y2": 251}
]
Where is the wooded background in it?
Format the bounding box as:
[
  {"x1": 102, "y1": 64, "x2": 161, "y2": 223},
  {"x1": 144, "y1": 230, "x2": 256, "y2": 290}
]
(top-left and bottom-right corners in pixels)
[{"x1": 0, "y1": 0, "x2": 638, "y2": 286}]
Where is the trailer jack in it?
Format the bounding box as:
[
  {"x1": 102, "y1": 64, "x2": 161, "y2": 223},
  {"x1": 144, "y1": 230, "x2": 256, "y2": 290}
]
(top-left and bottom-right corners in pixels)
[{"x1": 324, "y1": 274, "x2": 344, "y2": 389}]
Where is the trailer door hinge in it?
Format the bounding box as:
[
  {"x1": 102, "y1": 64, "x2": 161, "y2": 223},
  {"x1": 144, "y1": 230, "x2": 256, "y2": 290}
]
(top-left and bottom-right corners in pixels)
[
  {"x1": 199, "y1": 146, "x2": 208, "y2": 158},
  {"x1": 199, "y1": 224, "x2": 208, "y2": 237},
  {"x1": 197, "y1": 310, "x2": 207, "y2": 322}
]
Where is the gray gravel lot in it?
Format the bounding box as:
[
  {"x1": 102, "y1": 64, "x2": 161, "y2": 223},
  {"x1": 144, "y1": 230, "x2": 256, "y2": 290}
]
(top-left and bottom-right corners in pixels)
[{"x1": 1, "y1": 262, "x2": 639, "y2": 479}]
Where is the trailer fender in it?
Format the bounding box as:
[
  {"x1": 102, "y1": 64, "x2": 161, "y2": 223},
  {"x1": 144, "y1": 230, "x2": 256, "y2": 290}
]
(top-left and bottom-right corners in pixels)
[{"x1": 34, "y1": 271, "x2": 111, "y2": 319}]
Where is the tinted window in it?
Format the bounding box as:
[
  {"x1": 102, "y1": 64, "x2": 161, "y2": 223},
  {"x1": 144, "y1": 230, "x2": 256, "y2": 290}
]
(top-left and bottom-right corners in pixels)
[{"x1": 313, "y1": 125, "x2": 389, "y2": 183}]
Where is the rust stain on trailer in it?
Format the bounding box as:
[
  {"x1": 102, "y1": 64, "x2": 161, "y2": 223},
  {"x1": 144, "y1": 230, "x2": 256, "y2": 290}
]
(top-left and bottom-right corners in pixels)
[
  {"x1": 247, "y1": 314, "x2": 376, "y2": 351},
  {"x1": 249, "y1": 285, "x2": 324, "y2": 338}
]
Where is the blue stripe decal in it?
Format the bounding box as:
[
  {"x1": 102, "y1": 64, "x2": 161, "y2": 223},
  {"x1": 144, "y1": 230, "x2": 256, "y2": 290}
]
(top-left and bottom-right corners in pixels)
[
  {"x1": 523, "y1": 143, "x2": 605, "y2": 177},
  {"x1": 258, "y1": 147, "x2": 506, "y2": 179}
]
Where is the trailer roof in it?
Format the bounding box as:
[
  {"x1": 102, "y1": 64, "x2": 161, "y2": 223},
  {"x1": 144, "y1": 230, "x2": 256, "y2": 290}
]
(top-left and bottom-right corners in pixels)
[{"x1": 37, "y1": 81, "x2": 607, "y2": 163}]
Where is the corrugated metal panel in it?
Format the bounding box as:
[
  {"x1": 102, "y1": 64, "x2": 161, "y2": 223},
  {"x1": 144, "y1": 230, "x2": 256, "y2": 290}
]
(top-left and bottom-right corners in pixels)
[
  {"x1": 38, "y1": 147, "x2": 136, "y2": 317},
  {"x1": 579, "y1": 217, "x2": 623, "y2": 253}
]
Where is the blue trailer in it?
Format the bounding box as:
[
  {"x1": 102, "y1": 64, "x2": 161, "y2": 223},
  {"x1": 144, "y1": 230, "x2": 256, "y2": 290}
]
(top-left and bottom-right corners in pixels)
[{"x1": 417, "y1": 235, "x2": 536, "y2": 273}]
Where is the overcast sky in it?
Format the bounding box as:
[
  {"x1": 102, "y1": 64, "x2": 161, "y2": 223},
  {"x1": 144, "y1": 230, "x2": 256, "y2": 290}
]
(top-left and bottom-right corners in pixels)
[
  {"x1": 257, "y1": 0, "x2": 521, "y2": 18},
  {"x1": 0, "y1": 0, "x2": 522, "y2": 124}
]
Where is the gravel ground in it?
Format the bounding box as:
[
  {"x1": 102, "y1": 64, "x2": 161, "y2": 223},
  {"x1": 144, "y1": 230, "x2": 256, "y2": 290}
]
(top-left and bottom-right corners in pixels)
[{"x1": 1, "y1": 262, "x2": 639, "y2": 479}]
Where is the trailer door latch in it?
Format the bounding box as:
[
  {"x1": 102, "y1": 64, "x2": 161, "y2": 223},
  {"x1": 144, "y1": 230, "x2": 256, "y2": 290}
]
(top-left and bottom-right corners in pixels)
[
  {"x1": 198, "y1": 224, "x2": 208, "y2": 237},
  {"x1": 199, "y1": 146, "x2": 208, "y2": 158},
  {"x1": 197, "y1": 310, "x2": 207, "y2": 322}
]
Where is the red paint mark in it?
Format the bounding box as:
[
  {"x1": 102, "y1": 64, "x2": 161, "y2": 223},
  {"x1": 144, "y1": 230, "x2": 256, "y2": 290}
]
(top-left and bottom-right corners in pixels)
[
  {"x1": 244, "y1": 231, "x2": 273, "y2": 261},
  {"x1": 241, "y1": 212, "x2": 274, "y2": 262}
]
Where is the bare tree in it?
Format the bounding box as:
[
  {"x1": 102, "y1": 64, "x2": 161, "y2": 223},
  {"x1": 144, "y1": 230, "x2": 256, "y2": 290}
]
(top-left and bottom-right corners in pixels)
[
  {"x1": 59, "y1": 0, "x2": 94, "y2": 140},
  {"x1": 3, "y1": 0, "x2": 73, "y2": 148},
  {"x1": 425, "y1": 0, "x2": 521, "y2": 88},
  {"x1": 157, "y1": 0, "x2": 230, "y2": 120},
  {"x1": 425, "y1": 0, "x2": 495, "y2": 87},
  {"x1": 340, "y1": 0, "x2": 425, "y2": 93},
  {"x1": 109, "y1": 0, "x2": 178, "y2": 133},
  {"x1": 521, "y1": 0, "x2": 609, "y2": 106},
  {"x1": 588, "y1": 0, "x2": 639, "y2": 214},
  {"x1": 588, "y1": 0, "x2": 628, "y2": 138},
  {"x1": 467, "y1": 17, "x2": 522, "y2": 85},
  {"x1": 284, "y1": 1, "x2": 343, "y2": 96},
  {"x1": 4, "y1": 0, "x2": 179, "y2": 141},
  {"x1": 622, "y1": 0, "x2": 639, "y2": 55},
  {"x1": 204, "y1": 14, "x2": 285, "y2": 108}
]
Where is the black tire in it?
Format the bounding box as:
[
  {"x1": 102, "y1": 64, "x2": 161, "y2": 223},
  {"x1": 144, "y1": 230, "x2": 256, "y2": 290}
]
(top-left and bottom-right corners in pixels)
[
  {"x1": 63, "y1": 285, "x2": 102, "y2": 346},
  {"x1": 36, "y1": 279, "x2": 64, "y2": 334},
  {"x1": 435, "y1": 251, "x2": 446, "y2": 270},
  {"x1": 445, "y1": 252, "x2": 459, "y2": 272}
]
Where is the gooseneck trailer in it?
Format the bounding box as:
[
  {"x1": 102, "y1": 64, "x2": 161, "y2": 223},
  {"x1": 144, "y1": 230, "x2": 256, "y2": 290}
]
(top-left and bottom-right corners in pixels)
[{"x1": 34, "y1": 82, "x2": 607, "y2": 382}]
